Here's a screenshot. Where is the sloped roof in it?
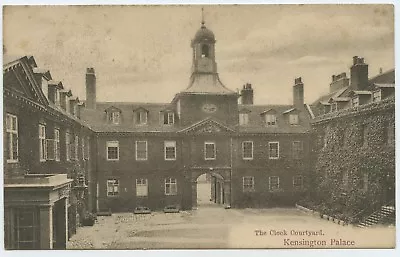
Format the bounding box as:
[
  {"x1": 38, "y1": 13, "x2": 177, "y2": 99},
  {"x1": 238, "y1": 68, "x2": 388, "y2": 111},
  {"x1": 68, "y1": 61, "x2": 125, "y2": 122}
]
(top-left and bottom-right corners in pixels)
[
  {"x1": 237, "y1": 104, "x2": 311, "y2": 134},
  {"x1": 368, "y1": 69, "x2": 395, "y2": 85},
  {"x1": 80, "y1": 102, "x2": 179, "y2": 133},
  {"x1": 81, "y1": 101, "x2": 311, "y2": 134},
  {"x1": 311, "y1": 87, "x2": 348, "y2": 106},
  {"x1": 181, "y1": 73, "x2": 236, "y2": 95},
  {"x1": 309, "y1": 68, "x2": 395, "y2": 118}
]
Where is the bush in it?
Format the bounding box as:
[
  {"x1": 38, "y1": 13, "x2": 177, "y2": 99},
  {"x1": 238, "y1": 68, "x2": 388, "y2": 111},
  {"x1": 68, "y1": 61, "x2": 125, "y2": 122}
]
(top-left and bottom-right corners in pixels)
[{"x1": 82, "y1": 212, "x2": 96, "y2": 226}]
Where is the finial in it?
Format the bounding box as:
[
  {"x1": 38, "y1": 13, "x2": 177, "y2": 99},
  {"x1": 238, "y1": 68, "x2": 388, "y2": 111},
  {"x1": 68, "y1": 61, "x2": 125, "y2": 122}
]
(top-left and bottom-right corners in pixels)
[{"x1": 201, "y1": 7, "x2": 205, "y2": 28}]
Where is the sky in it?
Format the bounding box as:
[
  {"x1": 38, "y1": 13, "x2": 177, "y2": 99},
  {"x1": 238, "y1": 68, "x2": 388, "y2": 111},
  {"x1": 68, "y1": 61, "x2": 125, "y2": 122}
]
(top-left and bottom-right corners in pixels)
[{"x1": 3, "y1": 5, "x2": 395, "y2": 105}]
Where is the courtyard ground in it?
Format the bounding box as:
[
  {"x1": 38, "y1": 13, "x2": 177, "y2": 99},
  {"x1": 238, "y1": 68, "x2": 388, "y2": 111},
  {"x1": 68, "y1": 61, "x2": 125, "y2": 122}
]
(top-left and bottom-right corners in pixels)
[{"x1": 67, "y1": 205, "x2": 395, "y2": 249}]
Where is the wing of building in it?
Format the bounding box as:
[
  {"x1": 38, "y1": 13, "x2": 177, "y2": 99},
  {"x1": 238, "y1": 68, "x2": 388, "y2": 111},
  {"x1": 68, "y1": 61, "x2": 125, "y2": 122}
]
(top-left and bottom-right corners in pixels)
[
  {"x1": 3, "y1": 55, "x2": 94, "y2": 249},
  {"x1": 307, "y1": 56, "x2": 395, "y2": 227}
]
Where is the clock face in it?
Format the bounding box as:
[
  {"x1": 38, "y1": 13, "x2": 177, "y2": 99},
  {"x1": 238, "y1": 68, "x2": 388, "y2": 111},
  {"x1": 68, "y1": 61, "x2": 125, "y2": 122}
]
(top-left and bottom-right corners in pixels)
[{"x1": 202, "y1": 103, "x2": 217, "y2": 113}]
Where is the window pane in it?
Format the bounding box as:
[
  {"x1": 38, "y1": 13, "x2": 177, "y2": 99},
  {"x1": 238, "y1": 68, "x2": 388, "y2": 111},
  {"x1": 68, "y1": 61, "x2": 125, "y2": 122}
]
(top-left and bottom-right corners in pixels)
[
  {"x1": 243, "y1": 141, "x2": 253, "y2": 159},
  {"x1": 269, "y1": 143, "x2": 279, "y2": 158},
  {"x1": 205, "y1": 143, "x2": 215, "y2": 159},
  {"x1": 136, "y1": 141, "x2": 147, "y2": 160}
]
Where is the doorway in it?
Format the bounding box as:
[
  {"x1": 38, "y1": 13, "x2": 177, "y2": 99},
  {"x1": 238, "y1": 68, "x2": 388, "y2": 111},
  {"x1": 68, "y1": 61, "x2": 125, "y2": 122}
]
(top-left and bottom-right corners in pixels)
[{"x1": 195, "y1": 173, "x2": 224, "y2": 208}]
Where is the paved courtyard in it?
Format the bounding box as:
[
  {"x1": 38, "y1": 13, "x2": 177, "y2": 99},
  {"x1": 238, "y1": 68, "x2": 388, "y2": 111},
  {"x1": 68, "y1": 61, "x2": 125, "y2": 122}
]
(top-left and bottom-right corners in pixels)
[{"x1": 67, "y1": 204, "x2": 395, "y2": 249}]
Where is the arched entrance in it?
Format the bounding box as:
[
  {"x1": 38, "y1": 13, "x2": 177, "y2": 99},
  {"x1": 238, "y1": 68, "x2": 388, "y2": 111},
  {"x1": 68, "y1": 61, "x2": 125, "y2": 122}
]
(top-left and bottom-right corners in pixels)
[{"x1": 191, "y1": 169, "x2": 231, "y2": 209}]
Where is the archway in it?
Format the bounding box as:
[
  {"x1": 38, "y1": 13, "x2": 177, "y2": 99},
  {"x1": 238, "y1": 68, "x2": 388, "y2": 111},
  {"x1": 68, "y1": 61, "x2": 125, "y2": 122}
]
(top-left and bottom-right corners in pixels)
[{"x1": 192, "y1": 171, "x2": 226, "y2": 209}]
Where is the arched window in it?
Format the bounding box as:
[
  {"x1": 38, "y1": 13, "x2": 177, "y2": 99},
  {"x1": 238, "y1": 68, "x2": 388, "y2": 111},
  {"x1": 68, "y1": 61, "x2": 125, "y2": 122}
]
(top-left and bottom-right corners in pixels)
[{"x1": 201, "y1": 44, "x2": 209, "y2": 58}]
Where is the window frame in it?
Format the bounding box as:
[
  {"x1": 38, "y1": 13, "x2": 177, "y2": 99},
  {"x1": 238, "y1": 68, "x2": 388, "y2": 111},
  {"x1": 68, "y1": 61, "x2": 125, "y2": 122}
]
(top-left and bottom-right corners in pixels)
[
  {"x1": 351, "y1": 96, "x2": 359, "y2": 107},
  {"x1": 372, "y1": 90, "x2": 382, "y2": 102},
  {"x1": 269, "y1": 176, "x2": 280, "y2": 192},
  {"x1": 239, "y1": 113, "x2": 249, "y2": 125},
  {"x1": 39, "y1": 124, "x2": 46, "y2": 162},
  {"x1": 204, "y1": 141, "x2": 216, "y2": 160},
  {"x1": 268, "y1": 141, "x2": 280, "y2": 159},
  {"x1": 54, "y1": 128, "x2": 60, "y2": 162},
  {"x1": 137, "y1": 111, "x2": 148, "y2": 125},
  {"x1": 6, "y1": 113, "x2": 18, "y2": 163},
  {"x1": 110, "y1": 111, "x2": 121, "y2": 125},
  {"x1": 292, "y1": 141, "x2": 303, "y2": 159},
  {"x1": 65, "y1": 131, "x2": 71, "y2": 161},
  {"x1": 81, "y1": 136, "x2": 85, "y2": 160},
  {"x1": 265, "y1": 114, "x2": 277, "y2": 126},
  {"x1": 106, "y1": 179, "x2": 119, "y2": 197},
  {"x1": 136, "y1": 178, "x2": 148, "y2": 197},
  {"x1": 135, "y1": 140, "x2": 148, "y2": 161},
  {"x1": 163, "y1": 112, "x2": 175, "y2": 125},
  {"x1": 242, "y1": 176, "x2": 255, "y2": 192},
  {"x1": 293, "y1": 175, "x2": 304, "y2": 190},
  {"x1": 242, "y1": 141, "x2": 254, "y2": 160},
  {"x1": 164, "y1": 140, "x2": 177, "y2": 161},
  {"x1": 106, "y1": 141, "x2": 119, "y2": 161},
  {"x1": 331, "y1": 102, "x2": 338, "y2": 112},
  {"x1": 165, "y1": 178, "x2": 177, "y2": 196},
  {"x1": 289, "y1": 114, "x2": 299, "y2": 125},
  {"x1": 74, "y1": 135, "x2": 79, "y2": 160}
]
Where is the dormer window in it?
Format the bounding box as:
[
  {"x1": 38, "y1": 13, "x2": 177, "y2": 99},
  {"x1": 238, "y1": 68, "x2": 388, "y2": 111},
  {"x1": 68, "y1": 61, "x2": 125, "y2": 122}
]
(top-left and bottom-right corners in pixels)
[
  {"x1": 109, "y1": 112, "x2": 121, "y2": 125},
  {"x1": 163, "y1": 112, "x2": 175, "y2": 125},
  {"x1": 134, "y1": 108, "x2": 148, "y2": 125},
  {"x1": 372, "y1": 90, "x2": 382, "y2": 102},
  {"x1": 105, "y1": 106, "x2": 122, "y2": 125},
  {"x1": 351, "y1": 97, "x2": 359, "y2": 107},
  {"x1": 176, "y1": 100, "x2": 181, "y2": 119},
  {"x1": 330, "y1": 102, "x2": 338, "y2": 112},
  {"x1": 239, "y1": 113, "x2": 249, "y2": 125},
  {"x1": 54, "y1": 89, "x2": 60, "y2": 106},
  {"x1": 289, "y1": 114, "x2": 299, "y2": 125},
  {"x1": 41, "y1": 78, "x2": 49, "y2": 100},
  {"x1": 265, "y1": 114, "x2": 277, "y2": 126}
]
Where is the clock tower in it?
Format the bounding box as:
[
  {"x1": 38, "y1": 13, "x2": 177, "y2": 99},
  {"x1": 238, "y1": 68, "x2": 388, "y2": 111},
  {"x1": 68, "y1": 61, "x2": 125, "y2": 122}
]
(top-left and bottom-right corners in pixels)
[
  {"x1": 191, "y1": 16, "x2": 217, "y2": 74},
  {"x1": 173, "y1": 10, "x2": 239, "y2": 127}
]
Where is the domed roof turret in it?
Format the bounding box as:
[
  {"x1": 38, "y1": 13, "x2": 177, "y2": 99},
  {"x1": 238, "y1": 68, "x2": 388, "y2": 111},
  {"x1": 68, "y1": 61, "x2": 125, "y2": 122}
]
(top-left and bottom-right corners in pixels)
[{"x1": 192, "y1": 22, "x2": 216, "y2": 45}]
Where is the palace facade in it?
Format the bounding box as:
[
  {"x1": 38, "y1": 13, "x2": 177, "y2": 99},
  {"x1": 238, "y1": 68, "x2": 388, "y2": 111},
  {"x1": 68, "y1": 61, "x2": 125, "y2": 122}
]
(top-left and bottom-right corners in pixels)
[
  {"x1": 308, "y1": 56, "x2": 395, "y2": 224},
  {"x1": 81, "y1": 21, "x2": 313, "y2": 212}
]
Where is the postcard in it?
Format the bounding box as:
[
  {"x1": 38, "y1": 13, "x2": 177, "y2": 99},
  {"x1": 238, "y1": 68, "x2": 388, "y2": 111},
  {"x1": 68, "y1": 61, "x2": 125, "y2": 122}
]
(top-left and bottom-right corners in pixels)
[{"x1": 2, "y1": 3, "x2": 396, "y2": 252}]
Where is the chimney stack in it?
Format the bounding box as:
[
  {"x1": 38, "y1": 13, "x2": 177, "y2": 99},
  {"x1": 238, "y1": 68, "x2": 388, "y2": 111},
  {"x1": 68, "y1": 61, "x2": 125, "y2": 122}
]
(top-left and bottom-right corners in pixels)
[
  {"x1": 240, "y1": 83, "x2": 254, "y2": 105},
  {"x1": 330, "y1": 72, "x2": 349, "y2": 92},
  {"x1": 350, "y1": 56, "x2": 368, "y2": 90},
  {"x1": 86, "y1": 67, "x2": 96, "y2": 109},
  {"x1": 293, "y1": 77, "x2": 304, "y2": 107}
]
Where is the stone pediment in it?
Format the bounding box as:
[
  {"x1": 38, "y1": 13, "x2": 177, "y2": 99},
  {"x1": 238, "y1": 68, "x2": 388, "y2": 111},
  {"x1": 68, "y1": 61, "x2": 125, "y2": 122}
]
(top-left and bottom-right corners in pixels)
[{"x1": 179, "y1": 118, "x2": 235, "y2": 134}]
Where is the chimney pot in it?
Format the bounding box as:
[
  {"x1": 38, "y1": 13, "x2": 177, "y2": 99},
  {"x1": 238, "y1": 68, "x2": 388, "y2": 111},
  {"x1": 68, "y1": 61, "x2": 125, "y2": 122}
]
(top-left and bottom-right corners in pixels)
[
  {"x1": 353, "y1": 56, "x2": 358, "y2": 65},
  {"x1": 350, "y1": 56, "x2": 368, "y2": 90},
  {"x1": 293, "y1": 77, "x2": 304, "y2": 107}
]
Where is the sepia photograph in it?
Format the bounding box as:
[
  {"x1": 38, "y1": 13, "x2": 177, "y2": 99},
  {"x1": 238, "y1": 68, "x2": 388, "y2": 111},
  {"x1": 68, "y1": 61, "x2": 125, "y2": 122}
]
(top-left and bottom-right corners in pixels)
[{"x1": 1, "y1": 3, "x2": 396, "y2": 251}]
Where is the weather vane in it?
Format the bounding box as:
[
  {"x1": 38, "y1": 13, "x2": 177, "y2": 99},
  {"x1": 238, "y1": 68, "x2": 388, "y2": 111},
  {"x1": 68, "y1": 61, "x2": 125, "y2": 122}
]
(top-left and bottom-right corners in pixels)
[{"x1": 201, "y1": 7, "x2": 205, "y2": 27}]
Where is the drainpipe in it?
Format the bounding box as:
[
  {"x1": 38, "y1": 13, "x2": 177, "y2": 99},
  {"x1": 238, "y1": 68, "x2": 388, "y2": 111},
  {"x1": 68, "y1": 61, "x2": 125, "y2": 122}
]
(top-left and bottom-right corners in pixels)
[{"x1": 229, "y1": 136, "x2": 233, "y2": 207}]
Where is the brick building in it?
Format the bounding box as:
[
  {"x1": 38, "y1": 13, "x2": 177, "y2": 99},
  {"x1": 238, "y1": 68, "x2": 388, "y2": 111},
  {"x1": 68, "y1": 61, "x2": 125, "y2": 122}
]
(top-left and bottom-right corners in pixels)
[
  {"x1": 3, "y1": 55, "x2": 95, "y2": 249},
  {"x1": 309, "y1": 56, "x2": 395, "y2": 224},
  {"x1": 80, "y1": 21, "x2": 313, "y2": 212}
]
